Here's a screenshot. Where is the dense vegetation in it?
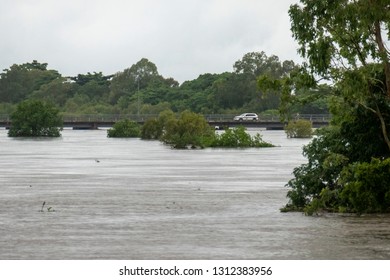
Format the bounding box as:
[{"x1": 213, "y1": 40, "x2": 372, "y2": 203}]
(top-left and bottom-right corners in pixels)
[
  {"x1": 210, "y1": 126, "x2": 274, "y2": 148},
  {"x1": 8, "y1": 99, "x2": 62, "y2": 137},
  {"x1": 265, "y1": 0, "x2": 390, "y2": 214},
  {"x1": 284, "y1": 119, "x2": 313, "y2": 138},
  {"x1": 140, "y1": 110, "x2": 273, "y2": 149},
  {"x1": 107, "y1": 120, "x2": 140, "y2": 138},
  {"x1": 0, "y1": 52, "x2": 329, "y2": 117}
]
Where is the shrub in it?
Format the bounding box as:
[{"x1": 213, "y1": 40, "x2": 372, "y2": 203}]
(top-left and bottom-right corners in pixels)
[
  {"x1": 162, "y1": 110, "x2": 214, "y2": 149},
  {"x1": 283, "y1": 126, "x2": 349, "y2": 212},
  {"x1": 284, "y1": 119, "x2": 313, "y2": 138},
  {"x1": 107, "y1": 119, "x2": 140, "y2": 138},
  {"x1": 210, "y1": 126, "x2": 274, "y2": 148},
  {"x1": 140, "y1": 110, "x2": 275, "y2": 149},
  {"x1": 282, "y1": 101, "x2": 390, "y2": 214},
  {"x1": 339, "y1": 158, "x2": 390, "y2": 214},
  {"x1": 8, "y1": 100, "x2": 63, "y2": 137},
  {"x1": 141, "y1": 110, "x2": 176, "y2": 140},
  {"x1": 141, "y1": 118, "x2": 162, "y2": 140}
]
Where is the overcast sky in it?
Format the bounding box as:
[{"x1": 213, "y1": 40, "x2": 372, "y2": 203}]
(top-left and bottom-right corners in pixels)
[{"x1": 1, "y1": 0, "x2": 301, "y2": 83}]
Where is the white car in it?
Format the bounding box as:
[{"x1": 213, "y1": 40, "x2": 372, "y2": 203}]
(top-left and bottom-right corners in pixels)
[{"x1": 233, "y1": 113, "x2": 259, "y2": 121}]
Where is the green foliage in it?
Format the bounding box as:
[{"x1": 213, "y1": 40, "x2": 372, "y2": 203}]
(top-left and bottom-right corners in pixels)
[
  {"x1": 70, "y1": 72, "x2": 113, "y2": 86},
  {"x1": 0, "y1": 52, "x2": 305, "y2": 117},
  {"x1": 289, "y1": 0, "x2": 390, "y2": 148},
  {"x1": 141, "y1": 118, "x2": 162, "y2": 140},
  {"x1": 303, "y1": 157, "x2": 390, "y2": 215},
  {"x1": 284, "y1": 126, "x2": 349, "y2": 210},
  {"x1": 284, "y1": 104, "x2": 390, "y2": 214},
  {"x1": 234, "y1": 51, "x2": 295, "y2": 79},
  {"x1": 141, "y1": 110, "x2": 177, "y2": 140},
  {"x1": 258, "y1": 67, "x2": 330, "y2": 121},
  {"x1": 141, "y1": 110, "x2": 275, "y2": 149},
  {"x1": 280, "y1": 0, "x2": 390, "y2": 214},
  {"x1": 162, "y1": 110, "x2": 214, "y2": 149},
  {"x1": 289, "y1": 0, "x2": 390, "y2": 77},
  {"x1": 339, "y1": 158, "x2": 390, "y2": 214},
  {"x1": 284, "y1": 119, "x2": 313, "y2": 138},
  {"x1": 30, "y1": 77, "x2": 75, "y2": 106},
  {"x1": 303, "y1": 187, "x2": 341, "y2": 216},
  {"x1": 337, "y1": 100, "x2": 390, "y2": 162},
  {"x1": 210, "y1": 126, "x2": 274, "y2": 148},
  {"x1": 8, "y1": 100, "x2": 63, "y2": 137},
  {"x1": 0, "y1": 60, "x2": 61, "y2": 103},
  {"x1": 107, "y1": 120, "x2": 140, "y2": 138}
]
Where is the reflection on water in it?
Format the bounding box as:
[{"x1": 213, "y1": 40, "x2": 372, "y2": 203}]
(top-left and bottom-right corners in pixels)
[{"x1": 0, "y1": 129, "x2": 389, "y2": 259}]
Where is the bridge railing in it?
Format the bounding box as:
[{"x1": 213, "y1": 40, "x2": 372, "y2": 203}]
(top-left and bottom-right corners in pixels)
[
  {"x1": 292, "y1": 114, "x2": 330, "y2": 122},
  {"x1": 61, "y1": 114, "x2": 159, "y2": 123},
  {"x1": 0, "y1": 113, "x2": 331, "y2": 124}
]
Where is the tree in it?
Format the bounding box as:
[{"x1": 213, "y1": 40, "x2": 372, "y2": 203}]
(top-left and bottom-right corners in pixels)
[
  {"x1": 107, "y1": 120, "x2": 140, "y2": 138},
  {"x1": 161, "y1": 110, "x2": 214, "y2": 149},
  {"x1": 277, "y1": 0, "x2": 390, "y2": 214},
  {"x1": 284, "y1": 119, "x2": 313, "y2": 138},
  {"x1": 109, "y1": 58, "x2": 177, "y2": 105},
  {"x1": 141, "y1": 118, "x2": 162, "y2": 140},
  {"x1": 141, "y1": 110, "x2": 176, "y2": 140},
  {"x1": 234, "y1": 51, "x2": 295, "y2": 79},
  {"x1": 209, "y1": 126, "x2": 274, "y2": 148},
  {"x1": 70, "y1": 72, "x2": 112, "y2": 86},
  {"x1": 30, "y1": 77, "x2": 76, "y2": 106},
  {"x1": 289, "y1": 0, "x2": 390, "y2": 150},
  {"x1": 212, "y1": 72, "x2": 255, "y2": 109},
  {"x1": 8, "y1": 100, "x2": 63, "y2": 137},
  {"x1": 230, "y1": 52, "x2": 297, "y2": 112},
  {"x1": 0, "y1": 61, "x2": 61, "y2": 103}
]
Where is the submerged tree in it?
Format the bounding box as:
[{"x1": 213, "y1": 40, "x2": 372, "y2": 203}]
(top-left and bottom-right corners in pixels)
[
  {"x1": 8, "y1": 100, "x2": 63, "y2": 137},
  {"x1": 160, "y1": 110, "x2": 214, "y2": 149},
  {"x1": 284, "y1": 119, "x2": 313, "y2": 138},
  {"x1": 209, "y1": 126, "x2": 274, "y2": 148},
  {"x1": 107, "y1": 120, "x2": 140, "y2": 138}
]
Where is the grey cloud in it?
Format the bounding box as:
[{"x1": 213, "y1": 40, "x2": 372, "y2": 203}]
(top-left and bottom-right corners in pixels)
[{"x1": 0, "y1": 0, "x2": 300, "y2": 83}]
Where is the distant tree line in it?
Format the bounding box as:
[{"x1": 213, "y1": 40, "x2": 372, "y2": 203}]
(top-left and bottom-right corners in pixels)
[{"x1": 0, "y1": 52, "x2": 330, "y2": 117}]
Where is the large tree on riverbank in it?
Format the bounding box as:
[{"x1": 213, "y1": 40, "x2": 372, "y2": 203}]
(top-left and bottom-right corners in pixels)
[
  {"x1": 271, "y1": 0, "x2": 390, "y2": 214},
  {"x1": 289, "y1": 0, "x2": 390, "y2": 149}
]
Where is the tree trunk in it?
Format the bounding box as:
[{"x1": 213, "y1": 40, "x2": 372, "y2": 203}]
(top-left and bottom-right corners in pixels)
[
  {"x1": 373, "y1": 20, "x2": 390, "y2": 98},
  {"x1": 372, "y1": 20, "x2": 390, "y2": 152},
  {"x1": 375, "y1": 103, "x2": 390, "y2": 152}
]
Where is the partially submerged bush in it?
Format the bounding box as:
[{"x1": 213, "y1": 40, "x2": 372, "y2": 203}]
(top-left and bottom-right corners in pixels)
[
  {"x1": 141, "y1": 110, "x2": 176, "y2": 140},
  {"x1": 141, "y1": 110, "x2": 275, "y2": 149},
  {"x1": 107, "y1": 119, "x2": 140, "y2": 138},
  {"x1": 285, "y1": 119, "x2": 313, "y2": 138},
  {"x1": 210, "y1": 126, "x2": 274, "y2": 148},
  {"x1": 162, "y1": 110, "x2": 214, "y2": 149},
  {"x1": 283, "y1": 123, "x2": 390, "y2": 215},
  {"x1": 141, "y1": 118, "x2": 162, "y2": 140},
  {"x1": 8, "y1": 100, "x2": 63, "y2": 137},
  {"x1": 300, "y1": 158, "x2": 390, "y2": 215}
]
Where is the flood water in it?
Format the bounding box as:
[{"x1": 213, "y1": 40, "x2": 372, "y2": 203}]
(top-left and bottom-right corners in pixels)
[{"x1": 1, "y1": 129, "x2": 390, "y2": 260}]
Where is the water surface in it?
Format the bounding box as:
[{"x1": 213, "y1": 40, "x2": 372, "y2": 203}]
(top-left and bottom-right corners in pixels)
[{"x1": 1, "y1": 129, "x2": 389, "y2": 259}]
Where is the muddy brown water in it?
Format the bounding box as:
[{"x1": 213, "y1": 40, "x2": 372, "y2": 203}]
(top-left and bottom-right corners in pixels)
[{"x1": 1, "y1": 129, "x2": 389, "y2": 259}]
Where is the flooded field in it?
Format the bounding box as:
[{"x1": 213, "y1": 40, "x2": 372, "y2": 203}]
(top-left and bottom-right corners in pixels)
[{"x1": 1, "y1": 129, "x2": 390, "y2": 259}]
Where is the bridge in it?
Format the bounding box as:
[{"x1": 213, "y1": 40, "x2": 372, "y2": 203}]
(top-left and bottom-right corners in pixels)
[{"x1": 0, "y1": 114, "x2": 330, "y2": 130}]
